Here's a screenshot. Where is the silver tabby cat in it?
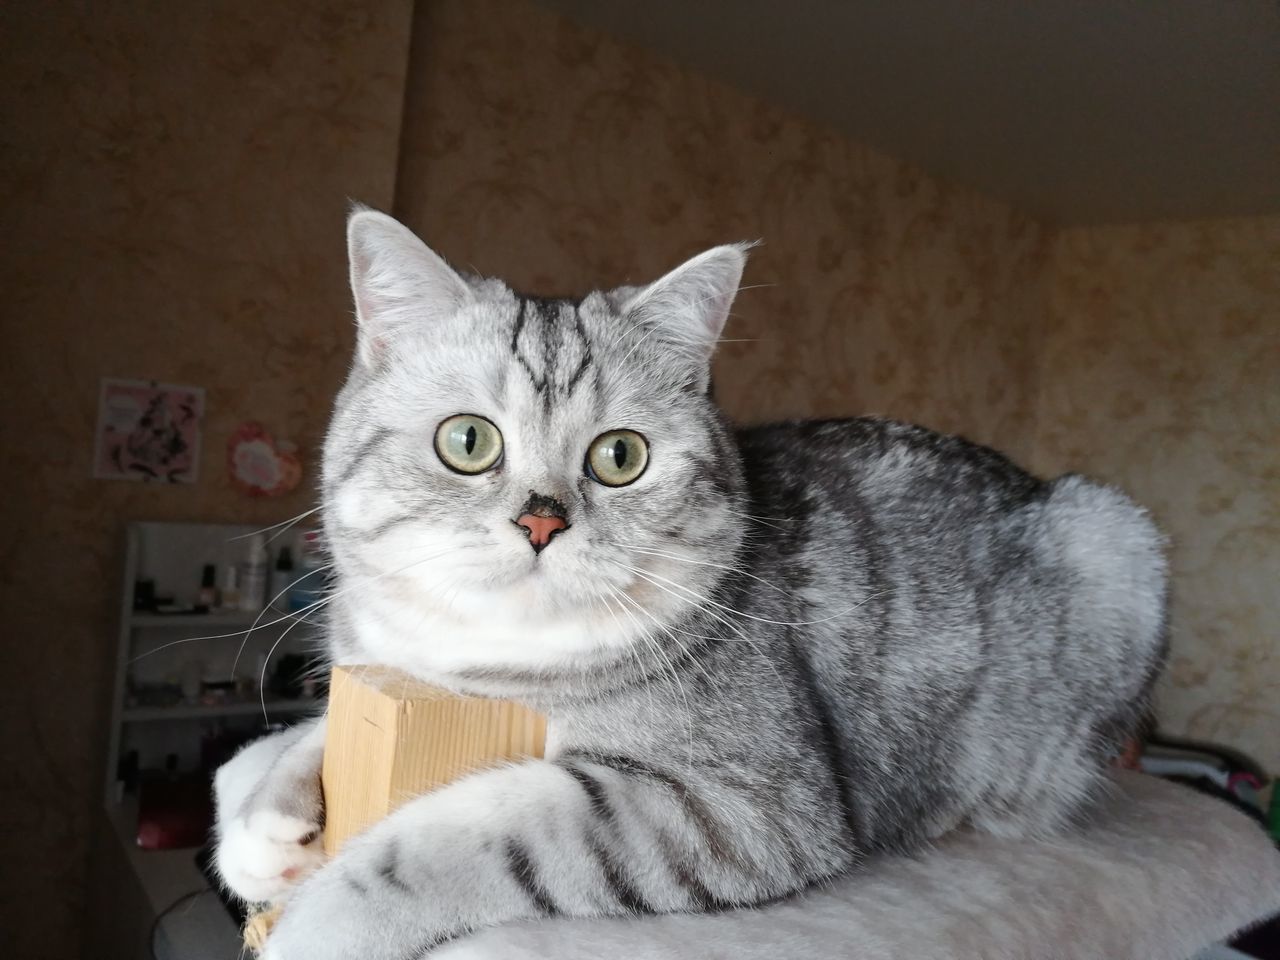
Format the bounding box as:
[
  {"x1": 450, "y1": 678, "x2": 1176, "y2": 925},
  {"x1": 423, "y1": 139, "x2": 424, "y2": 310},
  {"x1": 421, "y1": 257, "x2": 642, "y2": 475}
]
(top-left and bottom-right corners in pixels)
[{"x1": 214, "y1": 209, "x2": 1168, "y2": 959}]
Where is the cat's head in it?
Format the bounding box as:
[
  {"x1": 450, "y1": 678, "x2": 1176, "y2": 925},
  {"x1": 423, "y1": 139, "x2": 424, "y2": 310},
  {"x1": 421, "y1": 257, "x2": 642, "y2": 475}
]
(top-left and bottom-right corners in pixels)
[{"x1": 322, "y1": 209, "x2": 749, "y2": 680}]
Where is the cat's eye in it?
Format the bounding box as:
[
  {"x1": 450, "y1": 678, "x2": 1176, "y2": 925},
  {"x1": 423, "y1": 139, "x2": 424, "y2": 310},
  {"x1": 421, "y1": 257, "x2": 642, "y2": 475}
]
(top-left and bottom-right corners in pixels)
[
  {"x1": 435, "y1": 414, "x2": 503, "y2": 474},
  {"x1": 585, "y1": 430, "x2": 649, "y2": 487}
]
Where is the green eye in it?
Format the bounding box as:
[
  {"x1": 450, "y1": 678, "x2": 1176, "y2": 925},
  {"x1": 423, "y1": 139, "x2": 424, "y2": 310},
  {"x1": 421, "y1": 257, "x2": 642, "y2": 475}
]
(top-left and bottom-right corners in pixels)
[
  {"x1": 435, "y1": 414, "x2": 503, "y2": 474},
  {"x1": 586, "y1": 430, "x2": 649, "y2": 487}
]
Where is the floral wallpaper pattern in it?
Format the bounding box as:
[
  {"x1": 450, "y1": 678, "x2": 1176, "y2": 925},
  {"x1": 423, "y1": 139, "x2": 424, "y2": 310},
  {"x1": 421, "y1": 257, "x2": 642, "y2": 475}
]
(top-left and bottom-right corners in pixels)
[
  {"x1": 2, "y1": 0, "x2": 1276, "y2": 955},
  {"x1": 1034, "y1": 219, "x2": 1280, "y2": 770},
  {"x1": 0, "y1": 3, "x2": 412, "y2": 956}
]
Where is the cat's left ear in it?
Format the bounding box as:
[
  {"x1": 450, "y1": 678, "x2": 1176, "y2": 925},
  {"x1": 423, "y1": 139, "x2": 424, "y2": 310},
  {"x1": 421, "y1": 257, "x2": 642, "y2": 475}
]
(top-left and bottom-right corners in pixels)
[
  {"x1": 621, "y1": 243, "x2": 752, "y2": 391},
  {"x1": 346, "y1": 206, "x2": 473, "y2": 367}
]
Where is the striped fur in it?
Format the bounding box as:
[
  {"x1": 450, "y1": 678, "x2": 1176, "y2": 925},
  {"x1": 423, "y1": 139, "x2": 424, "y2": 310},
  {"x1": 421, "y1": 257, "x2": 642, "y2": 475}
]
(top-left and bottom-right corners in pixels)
[{"x1": 214, "y1": 210, "x2": 1168, "y2": 960}]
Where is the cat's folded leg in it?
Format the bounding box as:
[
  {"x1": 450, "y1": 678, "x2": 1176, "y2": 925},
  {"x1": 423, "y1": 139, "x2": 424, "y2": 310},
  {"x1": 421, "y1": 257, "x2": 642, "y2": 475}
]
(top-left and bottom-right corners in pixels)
[
  {"x1": 258, "y1": 753, "x2": 823, "y2": 960},
  {"x1": 214, "y1": 716, "x2": 328, "y2": 904}
]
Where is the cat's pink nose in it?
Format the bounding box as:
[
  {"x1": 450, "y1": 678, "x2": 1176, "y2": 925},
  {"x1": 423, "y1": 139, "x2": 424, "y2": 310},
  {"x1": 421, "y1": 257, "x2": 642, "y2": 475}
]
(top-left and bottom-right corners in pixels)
[{"x1": 516, "y1": 513, "x2": 567, "y2": 553}]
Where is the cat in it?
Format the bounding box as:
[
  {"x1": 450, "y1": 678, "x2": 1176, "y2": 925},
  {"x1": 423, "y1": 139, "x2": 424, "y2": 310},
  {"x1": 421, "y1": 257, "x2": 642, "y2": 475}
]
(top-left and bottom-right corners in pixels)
[{"x1": 213, "y1": 208, "x2": 1168, "y2": 960}]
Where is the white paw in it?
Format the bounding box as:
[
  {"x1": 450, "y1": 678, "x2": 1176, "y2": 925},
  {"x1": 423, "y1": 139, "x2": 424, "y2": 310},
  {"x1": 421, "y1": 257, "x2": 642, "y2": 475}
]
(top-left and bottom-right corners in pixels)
[
  {"x1": 215, "y1": 734, "x2": 295, "y2": 817},
  {"x1": 215, "y1": 809, "x2": 326, "y2": 904}
]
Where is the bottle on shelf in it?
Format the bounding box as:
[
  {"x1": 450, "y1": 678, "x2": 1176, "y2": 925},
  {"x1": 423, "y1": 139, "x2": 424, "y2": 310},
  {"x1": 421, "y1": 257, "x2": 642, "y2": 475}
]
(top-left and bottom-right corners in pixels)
[
  {"x1": 197, "y1": 563, "x2": 218, "y2": 611},
  {"x1": 219, "y1": 564, "x2": 241, "y2": 610},
  {"x1": 289, "y1": 530, "x2": 328, "y2": 613},
  {"x1": 269, "y1": 544, "x2": 295, "y2": 611},
  {"x1": 239, "y1": 533, "x2": 268, "y2": 613}
]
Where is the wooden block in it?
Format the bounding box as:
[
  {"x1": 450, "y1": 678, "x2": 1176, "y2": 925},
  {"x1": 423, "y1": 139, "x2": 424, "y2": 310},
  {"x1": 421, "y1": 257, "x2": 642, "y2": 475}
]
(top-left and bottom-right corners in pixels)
[{"x1": 320, "y1": 665, "x2": 547, "y2": 856}]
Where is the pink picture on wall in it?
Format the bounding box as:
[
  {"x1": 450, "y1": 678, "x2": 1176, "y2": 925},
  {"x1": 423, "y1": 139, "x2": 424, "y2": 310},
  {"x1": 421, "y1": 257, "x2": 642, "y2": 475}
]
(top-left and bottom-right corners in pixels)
[{"x1": 93, "y1": 378, "x2": 204, "y2": 483}]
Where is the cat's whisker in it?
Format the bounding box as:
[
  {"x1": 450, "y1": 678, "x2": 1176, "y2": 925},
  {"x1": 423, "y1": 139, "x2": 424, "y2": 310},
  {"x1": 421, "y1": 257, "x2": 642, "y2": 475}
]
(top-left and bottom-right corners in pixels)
[
  {"x1": 621, "y1": 549, "x2": 793, "y2": 610},
  {"x1": 618, "y1": 321, "x2": 665, "y2": 366},
  {"x1": 604, "y1": 584, "x2": 695, "y2": 770},
  {"x1": 259, "y1": 605, "x2": 316, "y2": 722},
  {"x1": 725, "y1": 510, "x2": 793, "y2": 523},
  {"x1": 621, "y1": 561, "x2": 872, "y2": 629},
  {"x1": 618, "y1": 583, "x2": 789, "y2": 690},
  {"x1": 612, "y1": 542, "x2": 797, "y2": 600},
  {"x1": 596, "y1": 589, "x2": 660, "y2": 723},
  {"x1": 128, "y1": 601, "x2": 328, "y2": 664},
  {"x1": 608, "y1": 562, "x2": 791, "y2": 693},
  {"x1": 129, "y1": 546, "x2": 457, "y2": 664},
  {"x1": 610, "y1": 586, "x2": 719, "y2": 691},
  {"x1": 617, "y1": 559, "x2": 881, "y2": 672},
  {"x1": 687, "y1": 281, "x2": 773, "y2": 312},
  {"x1": 723, "y1": 510, "x2": 790, "y2": 532},
  {"x1": 606, "y1": 559, "x2": 761, "y2": 650},
  {"x1": 228, "y1": 507, "x2": 321, "y2": 544},
  {"x1": 230, "y1": 563, "x2": 334, "y2": 681},
  {"x1": 653, "y1": 331, "x2": 766, "y2": 349}
]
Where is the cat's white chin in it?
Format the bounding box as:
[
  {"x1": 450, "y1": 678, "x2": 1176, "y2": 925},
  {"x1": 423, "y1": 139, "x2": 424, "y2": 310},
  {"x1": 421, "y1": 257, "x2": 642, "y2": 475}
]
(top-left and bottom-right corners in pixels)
[{"x1": 348, "y1": 578, "x2": 635, "y2": 676}]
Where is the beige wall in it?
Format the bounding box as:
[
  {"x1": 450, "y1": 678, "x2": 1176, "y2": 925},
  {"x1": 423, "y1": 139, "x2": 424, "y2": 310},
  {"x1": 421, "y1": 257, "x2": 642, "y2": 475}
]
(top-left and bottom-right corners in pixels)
[
  {"x1": 0, "y1": 3, "x2": 413, "y2": 956},
  {"x1": 1034, "y1": 218, "x2": 1280, "y2": 768},
  {"x1": 397, "y1": 0, "x2": 1049, "y2": 462}
]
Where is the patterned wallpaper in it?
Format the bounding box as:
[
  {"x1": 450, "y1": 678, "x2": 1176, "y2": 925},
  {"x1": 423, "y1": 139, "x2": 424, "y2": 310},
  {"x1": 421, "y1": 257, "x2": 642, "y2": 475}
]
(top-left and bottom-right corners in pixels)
[
  {"x1": 0, "y1": 4, "x2": 412, "y2": 957},
  {"x1": 2, "y1": 0, "x2": 1275, "y2": 955},
  {"x1": 397, "y1": 0, "x2": 1050, "y2": 462},
  {"x1": 1034, "y1": 218, "x2": 1280, "y2": 770}
]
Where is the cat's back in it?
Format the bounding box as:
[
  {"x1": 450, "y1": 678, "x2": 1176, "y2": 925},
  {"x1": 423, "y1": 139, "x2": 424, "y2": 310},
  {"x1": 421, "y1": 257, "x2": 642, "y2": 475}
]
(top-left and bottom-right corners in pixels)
[
  {"x1": 735, "y1": 416, "x2": 1047, "y2": 532},
  {"x1": 732, "y1": 416, "x2": 1167, "y2": 841},
  {"x1": 734, "y1": 416, "x2": 1163, "y2": 595}
]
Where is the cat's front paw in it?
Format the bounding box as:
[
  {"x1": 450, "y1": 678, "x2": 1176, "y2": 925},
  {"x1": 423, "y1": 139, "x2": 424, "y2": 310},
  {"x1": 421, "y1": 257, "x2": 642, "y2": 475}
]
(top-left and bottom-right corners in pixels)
[
  {"x1": 213, "y1": 721, "x2": 327, "y2": 903},
  {"x1": 216, "y1": 808, "x2": 326, "y2": 903}
]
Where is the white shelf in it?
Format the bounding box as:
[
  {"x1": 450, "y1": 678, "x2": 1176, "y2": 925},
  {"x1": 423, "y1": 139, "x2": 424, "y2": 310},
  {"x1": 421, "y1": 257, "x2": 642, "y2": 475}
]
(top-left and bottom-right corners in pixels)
[
  {"x1": 104, "y1": 522, "x2": 323, "y2": 808},
  {"x1": 123, "y1": 699, "x2": 321, "y2": 723}
]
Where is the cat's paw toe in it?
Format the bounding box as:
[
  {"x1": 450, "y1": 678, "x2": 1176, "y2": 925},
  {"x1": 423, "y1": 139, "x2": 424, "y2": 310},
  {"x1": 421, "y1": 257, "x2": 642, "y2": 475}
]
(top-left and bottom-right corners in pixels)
[{"x1": 215, "y1": 809, "x2": 325, "y2": 903}]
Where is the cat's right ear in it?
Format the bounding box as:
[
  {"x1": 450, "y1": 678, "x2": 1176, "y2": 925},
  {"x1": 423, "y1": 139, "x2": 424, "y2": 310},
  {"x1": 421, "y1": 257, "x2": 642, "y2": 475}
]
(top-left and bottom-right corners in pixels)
[
  {"x1": 619, "y1": 243, "x2": 750, "y2": 393},
  {"x1": 346, "y1": 207, "x2": 472, "y2": 366}
]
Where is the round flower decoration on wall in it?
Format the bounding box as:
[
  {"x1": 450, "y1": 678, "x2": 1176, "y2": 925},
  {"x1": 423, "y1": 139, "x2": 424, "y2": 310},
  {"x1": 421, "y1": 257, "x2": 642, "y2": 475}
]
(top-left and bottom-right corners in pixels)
[{"x1": 228, "y1": 421, "x2": 301, "y2": 497}]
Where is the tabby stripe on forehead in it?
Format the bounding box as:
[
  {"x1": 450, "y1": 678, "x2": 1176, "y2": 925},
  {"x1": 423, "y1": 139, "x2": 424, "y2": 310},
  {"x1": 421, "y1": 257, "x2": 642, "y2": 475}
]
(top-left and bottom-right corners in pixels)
[
  {"x1": 510, "y1": 299, "x2": 544, "y2": 394},
  {"x1": 566, "y1": 301, "x2": 592, "y2": 394},
  {"x1": 538, "y1": 298, "x2": 558, "y2": 393},
  {"x1": 509, "y1": 296, "x2": 593, "y2": 404}
]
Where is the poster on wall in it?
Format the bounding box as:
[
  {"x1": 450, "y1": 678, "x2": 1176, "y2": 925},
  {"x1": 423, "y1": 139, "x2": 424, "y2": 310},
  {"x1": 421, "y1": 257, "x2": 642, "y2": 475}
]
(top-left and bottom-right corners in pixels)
[{"x1": 93, "y1": 378, "x2": 204, "y2": 483}]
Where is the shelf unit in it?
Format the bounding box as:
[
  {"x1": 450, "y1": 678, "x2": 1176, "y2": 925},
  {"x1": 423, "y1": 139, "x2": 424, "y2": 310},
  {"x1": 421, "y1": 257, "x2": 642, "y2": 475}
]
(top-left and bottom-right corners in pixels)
[
  {"x1": 88, "y1": 520, "x2": 325, "y2": 960},
  {"x1": 102, "y1": 521, "x2": 323, "y2": 806}
]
